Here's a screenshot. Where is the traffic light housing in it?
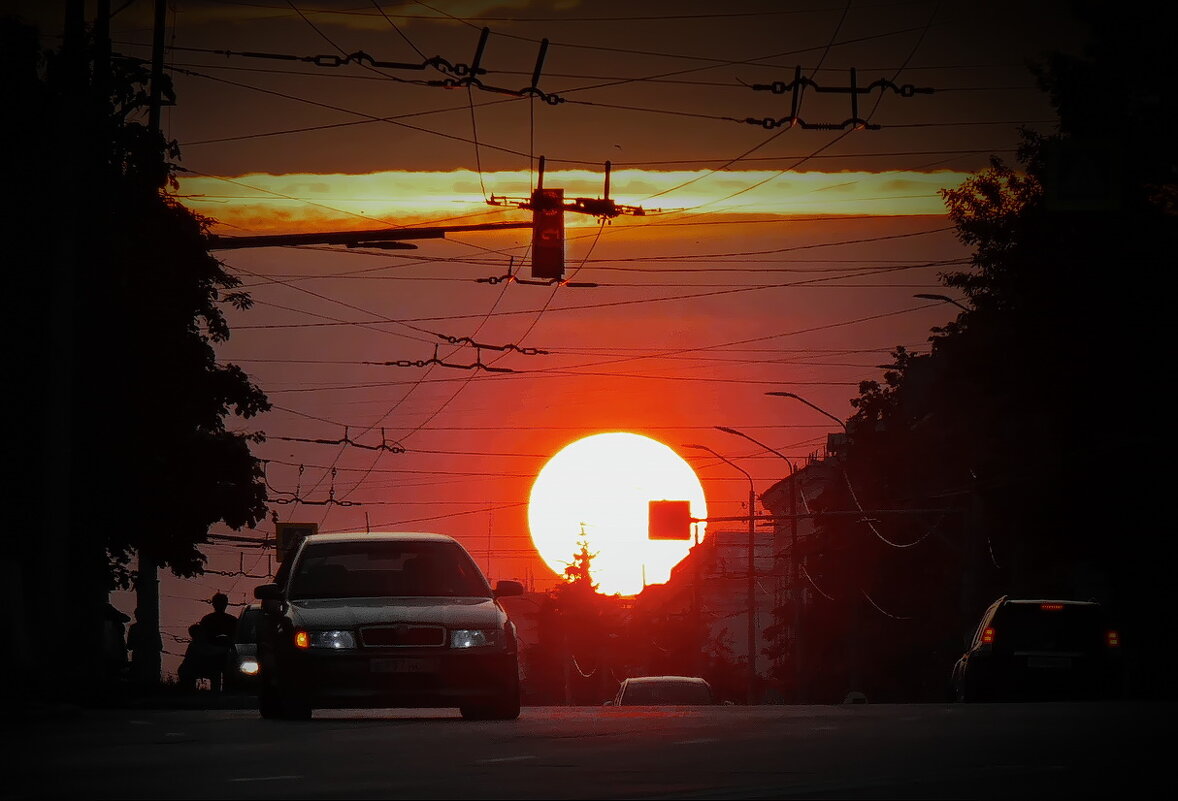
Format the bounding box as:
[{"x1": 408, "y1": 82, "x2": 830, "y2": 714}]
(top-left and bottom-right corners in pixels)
[{"x1": 531, "y1": 187, "x2": 564, "y2": 280}]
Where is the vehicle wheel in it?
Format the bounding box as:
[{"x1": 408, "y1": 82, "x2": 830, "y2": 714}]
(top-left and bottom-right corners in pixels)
[
  {"x1": 958, "y1": 673, "x2": 987, "y2": 703},
  {"x1": 259, "y1": 681, "x2": 282, "y2": 719},
  {"x1": 260, "y1": 679, "x2": 311, "y2": 720},
  {"x1": 460, "y1": 688, "x2": 521, "y2": 721},
  {"x1": 951, "y1": 671, "x2": 969, "y2": 702},
  {"x1": 280, "y1": 689, "x2": 312, "y2": 720}
]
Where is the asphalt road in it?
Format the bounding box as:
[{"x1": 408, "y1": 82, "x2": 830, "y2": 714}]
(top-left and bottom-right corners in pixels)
[{"x1": 7, "y1": 701, "x2": 1167, "y2": 799}]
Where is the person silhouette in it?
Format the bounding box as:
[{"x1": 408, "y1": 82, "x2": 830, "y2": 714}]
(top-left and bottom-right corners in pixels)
[
  {"x1": 199, "y1": 593, "x2": 237, "y2": 641},
  {"x1": 177, "y1": 623, "x2": 209, "y2": 692},
  {"x1": 197, "y1": 593, "x2": 236, "y2": 692}
]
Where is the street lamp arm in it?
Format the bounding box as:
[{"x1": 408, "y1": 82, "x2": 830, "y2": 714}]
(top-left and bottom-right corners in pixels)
[
  {"x1": 681, "y1": 443, "x2": 753, "y2": 486},
  {"x1": 913, "y1": 293, "x2": 970, "y2": 311},
  {"x1": 715, "y1": 426, "x2": 796, "y2": 477},
  {"x1": 764, "y1": 392, "x2": 848, "y2": 433}
]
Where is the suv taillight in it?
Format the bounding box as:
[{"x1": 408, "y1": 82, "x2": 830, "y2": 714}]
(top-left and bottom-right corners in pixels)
[
  {"x1": 1106, "y1": 630, "x2": 1120, "y2": 648},
  {"x1": 980, "y1": 626, "x2": 995, "y2": 645}
]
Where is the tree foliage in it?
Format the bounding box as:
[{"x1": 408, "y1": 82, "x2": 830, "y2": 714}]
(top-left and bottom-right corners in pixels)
[
  {"x1": 791, "y1": 2, "x2": 1175, "y2": 700},
  {"x1": 523, "y1": 541, "x2": 635, "y2": 704},
  {"x1": 4, "y1": 12, "x2": 270, "y2": 603}
]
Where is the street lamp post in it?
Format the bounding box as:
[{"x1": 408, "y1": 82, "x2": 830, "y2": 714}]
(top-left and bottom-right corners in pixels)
[
  {"x1": 764, "y1": 391, "x2": 862, "y2": 699},
  {"x1": 716, "y1": 426, "x2": 802, "y2": 702},
  {"x1": 682, "y1": 443, "x2": 758, "y2": 705}
]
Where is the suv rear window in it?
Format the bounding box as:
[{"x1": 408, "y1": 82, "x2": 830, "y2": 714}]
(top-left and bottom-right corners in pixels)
[
  {"x1": 289, "y1": 540, "x2": 491, "y2": 600},
  {"x1": 994, "y1": 603, "x2": 1107, "y2": 652}
]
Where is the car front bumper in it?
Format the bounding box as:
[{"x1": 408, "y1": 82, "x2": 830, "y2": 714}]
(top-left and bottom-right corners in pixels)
[{"x1": 276, "y1": 647, "x2": 518, "y2": 708}]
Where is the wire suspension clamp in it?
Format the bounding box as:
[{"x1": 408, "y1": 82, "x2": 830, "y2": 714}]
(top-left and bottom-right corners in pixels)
[{"x1": 745, "y1": 66, "x2": 933, "y2": 130}]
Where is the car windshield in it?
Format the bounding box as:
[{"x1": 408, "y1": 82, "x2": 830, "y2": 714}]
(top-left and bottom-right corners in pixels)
[
  {"x1": 621, "y1": 681, "x2": 712, "y2": 705},
  {"x1": 288, "y1": 540, "x2": 491, "y2": 600},
  {"x1": 996, "y1": 603, "x2": 1107, "y2": 651},
  {"x1": 235, "y1": 609, "x2": 262, "y2": 643}
]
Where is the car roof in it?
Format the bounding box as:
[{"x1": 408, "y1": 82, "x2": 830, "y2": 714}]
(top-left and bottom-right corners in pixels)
[
  {"x1": 623, "y1": 676, "x2": 710, "y2": 685},
  {"x1": 300, "y1": 531, "x2": 460, "y2": 545},
  {"x1": 1001, "y1": 598, "x2": 1101, "y2": 607}
]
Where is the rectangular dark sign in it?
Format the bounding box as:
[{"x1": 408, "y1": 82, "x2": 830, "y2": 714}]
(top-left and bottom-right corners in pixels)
[{"x1": 648, "y1": 500, "x2": 693, "y2": 540}]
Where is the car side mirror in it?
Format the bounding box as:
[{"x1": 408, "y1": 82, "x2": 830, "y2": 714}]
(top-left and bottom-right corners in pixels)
[
  {"x1": 494, "y1": 580, "x2": 524, "y2": 598},
  {"x1": 255, "y1": 583, "x2": 285, "y2": 614}
]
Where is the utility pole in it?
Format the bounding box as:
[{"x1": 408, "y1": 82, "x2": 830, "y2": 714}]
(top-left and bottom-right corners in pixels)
[
  {"x1": 693, "y1": 522, "x2": 703, "y2": 677},
  {"x1": 147, "y1": 0, "x2": 167, "y2": 136},
  {"x1": 132, "y1": 0, "x2": 169, "y2": 690},
  {"x1": 763, "y1": 394, "x2": 856, "y2": 699},
  {"x1": 746, "y1": 484, "x2": 757, "y2": 705},
  {"x1": 42, "y1": 0, "x2": 89, "y2": 697},
  {"x1": 790, "y1": 471, "x2": 802, "y2": 702},
  {"x1": 714, "y1": 426, "x2": 802, "y2": 704},
  {"x1": 681, "y1": 443, "x2": 758, "y2": 704}
]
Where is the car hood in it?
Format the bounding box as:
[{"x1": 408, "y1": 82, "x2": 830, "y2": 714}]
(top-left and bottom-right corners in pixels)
[{"x1": 287, "y1": 596, "x2": 505, "y2": 629}]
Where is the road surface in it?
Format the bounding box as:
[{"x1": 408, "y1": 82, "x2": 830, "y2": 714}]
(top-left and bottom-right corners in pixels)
[{"x1": 8, "y1": 701, "x2": 1166, "y2": 799}]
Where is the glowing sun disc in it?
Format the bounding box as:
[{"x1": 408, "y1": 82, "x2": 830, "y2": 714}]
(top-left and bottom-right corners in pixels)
[{"x1": 528, "y1": 432, "x2": 708, "y2": 596}]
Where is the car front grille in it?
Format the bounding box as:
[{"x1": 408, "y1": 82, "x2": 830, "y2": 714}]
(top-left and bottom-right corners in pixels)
[{"x1": 359, "y1": 624, "x2": 446, "y2": 648}]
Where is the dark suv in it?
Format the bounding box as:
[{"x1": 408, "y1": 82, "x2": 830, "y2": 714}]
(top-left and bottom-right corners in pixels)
[
  {"x1": 951, "y1": 597, "x2": 1122, "y2": 702},
  {"x1": 254, "y1": 532, "x2": 522, "y2": 720}
]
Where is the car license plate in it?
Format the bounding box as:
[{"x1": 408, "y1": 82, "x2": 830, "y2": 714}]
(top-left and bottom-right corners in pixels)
[
  {"x1": 1027, "y1": 656, "x2": 1071, "y2": 669},
  {"x1": 370, "y1": 658, "x2": 438, "y2": 674}
]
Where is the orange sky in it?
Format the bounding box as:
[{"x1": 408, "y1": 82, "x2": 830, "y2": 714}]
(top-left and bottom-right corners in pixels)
[
  {"x1": 19, "y1": 0, "x2": 1087, "y2": 675},
  {"x1": 179, "y1": 168, "x2": 973, "y2": 232}
]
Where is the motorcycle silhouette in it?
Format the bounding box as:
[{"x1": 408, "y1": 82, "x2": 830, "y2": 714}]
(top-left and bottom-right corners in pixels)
[{"x1": 178, "y1": 630, "x2": 233, "y2": 693}]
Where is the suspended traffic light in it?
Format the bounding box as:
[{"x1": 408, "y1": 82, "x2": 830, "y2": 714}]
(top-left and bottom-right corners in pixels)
[{"x1": 531, "y1": 187, "x2": 564, "y2": 280}]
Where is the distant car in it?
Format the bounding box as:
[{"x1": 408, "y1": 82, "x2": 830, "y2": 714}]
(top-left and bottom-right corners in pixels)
[
  {"x1": 951, "y1": 597, "x2": 1123, "y2": 702},
  {"x1": 607, "y1": 676, "x2": 716, "y2": 706},
  {"x1": 254, "y1": 531, "x2": 522, "y2": 720},
  {"x1": 224, "y1": 603, "x2": 264, "y2": 693}
]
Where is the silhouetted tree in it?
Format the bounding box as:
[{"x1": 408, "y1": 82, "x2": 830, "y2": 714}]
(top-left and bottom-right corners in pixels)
[
  {"x1": 524, "y1": 540, "x2": 632, "y2": 704},
  {"x1": 562, "y1": 540, "x2": 599, "y2": 594},
  {"x1": 4, "y1": 8, "x2": 268, "y2": 697},
  {"x1": 817, "y1": 1, "x2": 1175, "y2": 699}
]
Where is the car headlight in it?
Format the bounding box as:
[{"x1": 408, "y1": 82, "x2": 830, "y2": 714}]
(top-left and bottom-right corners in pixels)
[
  {"x1": 299, "y1": 630, "x2": 357, "y2": 649},
  {"x1": 238, "y1": 659, "x2": 260, "y2": 675},
  {"x1": 450, "y1": 629, "x2": 501, "y2": 649}
]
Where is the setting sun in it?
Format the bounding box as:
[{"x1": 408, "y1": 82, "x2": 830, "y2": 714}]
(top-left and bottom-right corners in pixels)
[{"x1": 528, "y1": 432, "x2": 708, "y2": 596}]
